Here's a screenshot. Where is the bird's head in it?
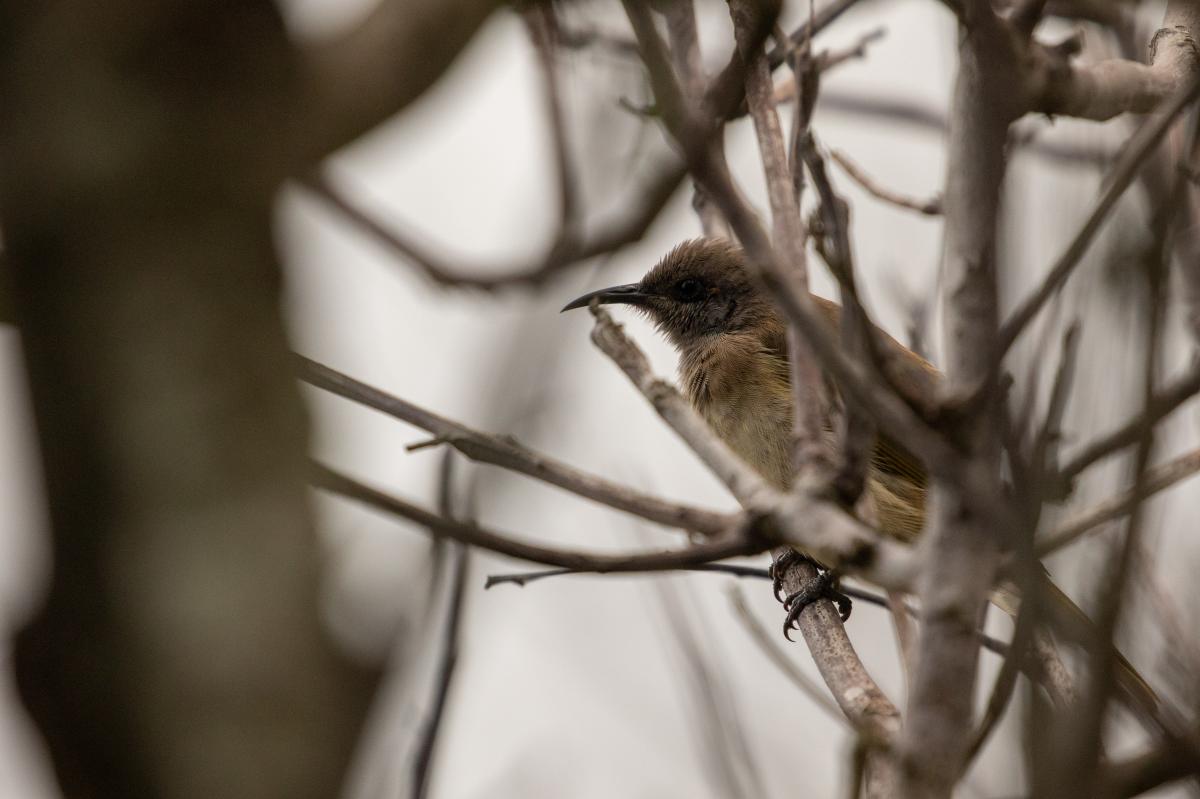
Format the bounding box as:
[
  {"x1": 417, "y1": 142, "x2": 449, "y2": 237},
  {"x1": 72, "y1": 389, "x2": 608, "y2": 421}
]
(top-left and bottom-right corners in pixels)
[{"x1": 561, "y1": 238, "x2": 774, "y2": 349}]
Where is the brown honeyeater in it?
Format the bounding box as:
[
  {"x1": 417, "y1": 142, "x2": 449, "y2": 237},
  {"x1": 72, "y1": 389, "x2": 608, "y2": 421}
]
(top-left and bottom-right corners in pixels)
[{"x1": 564, "y1": 237, "x2": 1157, "y2": 711}]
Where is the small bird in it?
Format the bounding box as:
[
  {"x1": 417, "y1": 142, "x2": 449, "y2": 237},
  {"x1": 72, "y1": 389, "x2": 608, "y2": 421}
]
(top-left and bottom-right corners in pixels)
[
  {"x1": 563, "y1": 237, "x2": 1158, "y2": 711},
  {"x1": 563, "y1": 237, "x2": 935, "y2": 545}
]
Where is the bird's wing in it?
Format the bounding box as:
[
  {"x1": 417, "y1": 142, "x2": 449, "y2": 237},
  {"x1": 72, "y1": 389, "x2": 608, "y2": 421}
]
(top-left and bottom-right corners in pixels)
[{"x1": 760, "y1": 296, "x2": 932, "y2": 489}]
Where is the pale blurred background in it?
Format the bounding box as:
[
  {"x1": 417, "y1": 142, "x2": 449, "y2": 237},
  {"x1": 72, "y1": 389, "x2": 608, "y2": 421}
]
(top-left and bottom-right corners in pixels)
[{"x1": 2, "y1": 0, "x2": 1198, "y2": 796}]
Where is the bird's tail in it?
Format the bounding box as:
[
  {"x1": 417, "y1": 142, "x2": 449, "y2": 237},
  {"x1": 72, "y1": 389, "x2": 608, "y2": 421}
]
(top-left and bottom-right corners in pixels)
[{"x1": 991, "y1": 573, "x2": 1159, "y2": 717}]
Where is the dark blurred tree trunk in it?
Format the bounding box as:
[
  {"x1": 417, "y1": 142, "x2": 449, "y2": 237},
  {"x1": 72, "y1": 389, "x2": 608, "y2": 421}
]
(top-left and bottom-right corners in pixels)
[{"x1": 0, "y1": 3, "x2": 377, "y2": 797}]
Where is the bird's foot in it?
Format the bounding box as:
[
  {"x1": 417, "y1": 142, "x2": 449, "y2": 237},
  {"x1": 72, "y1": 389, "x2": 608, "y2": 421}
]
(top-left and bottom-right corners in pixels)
[
  {"x1": 769, "y1": 549, "x2": 806, "y2": 602},
  {"x1": 779, "y1": 567, "x2": 853, "y2": 640}
]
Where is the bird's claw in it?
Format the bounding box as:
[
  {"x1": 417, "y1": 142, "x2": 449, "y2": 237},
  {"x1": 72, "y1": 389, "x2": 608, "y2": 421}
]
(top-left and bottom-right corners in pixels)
[
  {"x1": 769, "y1": 549, "x2": 804, "y2": 603},
  {"x1": 779, "y1": 567, "x2": 853, "y2": 640}
]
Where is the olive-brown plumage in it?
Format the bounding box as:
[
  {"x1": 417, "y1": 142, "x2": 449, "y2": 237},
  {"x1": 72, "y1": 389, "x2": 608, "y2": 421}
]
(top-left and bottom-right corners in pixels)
[{"x1": 565, "y1": 237, "x2": 937, "y2": 544}]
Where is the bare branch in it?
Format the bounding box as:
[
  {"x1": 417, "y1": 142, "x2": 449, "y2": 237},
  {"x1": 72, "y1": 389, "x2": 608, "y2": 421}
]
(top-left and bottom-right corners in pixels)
[
  {"x1": 523, "y1": 6, "x2": 579, "y2": 232},
  {"x1": 816, "y1": 27, "x2": 888, "y2": 72},
  {"x1": 774, "y1": 557, "x2": 901, "y2": 796},
  {"x1": 997, "y1": 75, "x2": 1200, "y2": 356},
  {"x1": 704, "y1": 0, "x2": 862, "y2": 121},
  {"x1": 1010, "y1": 0, "x2": 1049, "y2": 35},
  {"x1": 300, "y1": 159, "x2": 686, "y2": 290},
  {"x1": 962, "y1": 575, "x2": 1041, "y2": 768},
  {"x1": 311, "y1": 461, "x2": 763, "y2": 572},
  {"x1": 729, "y1": 0, "x2": 827, "y2": 473},
  {"x1": 816, "y1": 91, "x2": 1115, "y2": 166},
  {"x1": 1053, "y1": 358, "x2": 1200, "y2": 487},
  {"x1": 770, "y1": 28, "x2": 888, "y2": 106},
  {"x1": 899, "y1": 4, "x2": 1016, "y2": 794},
  {"x1": 297, "y1": 354, "x2": 735, "y2": 537},
  {"x1": 831, "y1": 149, "x2": 943, "y2": 216},
  {"x1": 1049, "y1": 250, "x2": 1165, "y2": 798},
  {"x1": 412, "y1": 501, "x2": 468, "y2": 796},
  {"x1": 485, "y1": 563, "x2": 775, "y2": 589},
  {"x1": 485, "y1": 566, "x2": 898, "y2": 612},
  {"x1": 663, "y1": 0, "x2": 706, "y2": 102},
  {"x1": 589, "y1": 304, "x2": 774, "y2": 507},
  {"x1": 1038, "y1": 446, "x2": 1200, "y2": 555},
  {"x1": 801, "y1": 139, "x2": 879, "y2": 504},
  {"x1": 1030, "y1": 15, "x2": 1199, "y2": 120}
]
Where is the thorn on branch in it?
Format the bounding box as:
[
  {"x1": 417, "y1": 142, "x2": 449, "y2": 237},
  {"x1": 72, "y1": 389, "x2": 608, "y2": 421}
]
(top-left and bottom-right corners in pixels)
[{"x1": 407, "y1": 436, "x2": 450, "y2": 452}]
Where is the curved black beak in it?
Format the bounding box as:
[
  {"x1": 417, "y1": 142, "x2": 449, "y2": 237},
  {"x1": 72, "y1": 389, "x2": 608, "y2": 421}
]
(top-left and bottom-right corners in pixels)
[{"x1": 560, "y1": 283, "x2": 651, "y2": 313}]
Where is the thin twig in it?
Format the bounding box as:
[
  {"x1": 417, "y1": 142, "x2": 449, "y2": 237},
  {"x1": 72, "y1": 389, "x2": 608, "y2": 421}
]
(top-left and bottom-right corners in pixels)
[
  {"x1": 1051, "y1": 219, "x2": 1167, "y2": 798},
  {"x1": 485, "y1": 563, "x2": 773, "y2": 588},
  {"x1": 831, "y1": 149, "x2": 943, "y2": 216},
  {"x1": 298, "y1": 354, "x2": 736, "y2": 537},
  {"x1": 802, "y1": 138, "x2": 879, "y2": 503},
  {"x1": 816, "y1": 92, "x2": 1113, "y2": 166},
  {"x1": 1053, "y1": 358, "x2": 1200, "y2": 488},
  {"x1": 311, "y1": 461, "x2": 763, "y2": 572},
  {"x1": 484, "y1": 565, "x2": 896, "y2": 609},
  {"x1": 886, "y1": 591, "x2": 917, "y2": 693},
  {"x1": 815, "y1": 27, "x2": 887, "y2": 71},
  {"x1": 771, "y1": 28, "x2": 889, "y2": 106},
  {"x1": 962, "y1": 573, "x2": 1039, "y2": 769},
  {"x1": 1030, "y1": 323, "x2": 1082, "y2": 484},
  {"x1": 524, "y1": 6, "x2": 579, "y2": 232},
  {"x1": 411, "y1": 531, "x2": 470, "y2": 799},
  {"x1": 1038, "y1": 446, "x2": 1200, "y2": 556},
  {"x1": 996, "y1": 75, "x2": 1200, "y2": 358},
  {"x1": 729, "y1": 0, "x2": 827, "y2": 474},
  {"x1": 300, "y1": 160, "x2": 685, "y2": 290},
  {"x1": 589, "y1": 303, "x2": 774, "y2": 507},
  {"x1": 704, "y1": 0, "x2": 861, "y2": 121}
]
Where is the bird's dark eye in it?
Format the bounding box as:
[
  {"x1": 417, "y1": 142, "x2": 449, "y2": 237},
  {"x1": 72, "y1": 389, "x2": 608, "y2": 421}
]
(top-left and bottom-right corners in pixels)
[{"x1": 675, "y1": 278, "x2": 705, "y2": 302}]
